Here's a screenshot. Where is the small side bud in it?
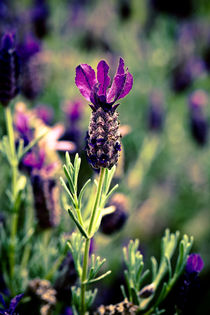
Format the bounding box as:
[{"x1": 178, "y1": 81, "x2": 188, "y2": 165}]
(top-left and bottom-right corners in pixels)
[{"x1": 139, "y1": 283, "x2": 155, "y2": 298}]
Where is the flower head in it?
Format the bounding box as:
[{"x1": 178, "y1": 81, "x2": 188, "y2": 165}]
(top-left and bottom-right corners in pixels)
[{"x1": 75, "y1": 57, "x2": 133, "y2": 112}]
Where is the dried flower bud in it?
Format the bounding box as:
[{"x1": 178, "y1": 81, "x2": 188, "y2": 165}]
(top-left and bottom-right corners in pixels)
[
  {"x1": 100, "y1": 193, "x2": 129, "y2": 235},
  {"x1": 95, "y1": 298, "x2": 138, "y2": 315},
  {"x1": 31, "y1": 173, "x2": 61, "y2": 229},
  {"x1": 0, "y1": 33, "x2": 20, "y2": 106},
  {"x1": 27, "y1": 278, "x2": 56, "y2": 315}
]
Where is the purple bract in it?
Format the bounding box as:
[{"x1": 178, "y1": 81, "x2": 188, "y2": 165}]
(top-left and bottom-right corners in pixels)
[
  {"x1": 75, "y1": 57, "x2": 133, "y2": 111},
  {"x1": 186, "y1": 253, "x2": 204, "y2": 274}
]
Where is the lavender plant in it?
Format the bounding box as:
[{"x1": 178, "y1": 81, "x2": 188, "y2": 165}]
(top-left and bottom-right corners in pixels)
[{"x1": 60, "y1": 57, "x2": 133, "y2": 314}]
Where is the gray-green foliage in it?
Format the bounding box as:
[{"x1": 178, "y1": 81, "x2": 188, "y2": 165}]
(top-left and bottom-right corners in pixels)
[{"x1": 122, "y1": 229, "x2": 193, "y2": 314}]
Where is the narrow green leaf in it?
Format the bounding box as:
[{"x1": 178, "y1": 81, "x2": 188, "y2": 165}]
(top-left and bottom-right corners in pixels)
[
  {"x1": 68, "y1": 209, "x2": 88, "y2": 239},
  {"x1": 60, "y1": 177, "x2": 75, "y2": 206},
  {"x1": 151, "y1": 256, "x2": 158, "y2": 281},
  {"x1": 139, "y1": 269, "x2": 150, "y2": 286},
  {"x1": 63, "y1": 165, "x2": 75, "y2": 194},
  {"x1": 121, "y1": 285, "x2": 128, "y2": 300},
  {"x1": 165, "y1": 255, "x2": 172, "y2": 280},
  {"x1": 102, "y1": 184, "x2": 119, "y2": 206},
  {"x1": 131, "y1": 287, "x2": 140, "y2": 305},
  {"x1": 85, "y1": 270, "x2": 111, "y2": 284},
  {"x1": 78, "y1": 179, "x2": 91, "y2": 209},
  {"x1": 65, "y1": 152, "x2": 74, "y2": 174},
  {"x1": 73, "y1": 154, "x2": 81, "y2": 192},
  {"x1": 19, "y1": 129, "x2": 48, "y2": 160}
]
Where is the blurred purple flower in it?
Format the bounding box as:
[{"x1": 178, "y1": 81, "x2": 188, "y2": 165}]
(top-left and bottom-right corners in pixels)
[
  {"x1": 188, "y1": 90, "x2": 208, "y2": 146},
  {"x1": 31, "y1": 0, "x2": 50, "y2": 39},
  {"x1": 64, "y1": 100, "x2": 83, "y2": 123},
  {"x1": 75, "y1": 57, "x2": 133, "y2": 111},
  {"x1": 0, "y1": 33, "x2": 20, "y2": 106},
  {"x1": 147, "y1": 91, "x2": 164, "y2": 132},
  {"x1": 60, "y1": 307, "x2": 73, "y2": 315},
  {"x1": 35, "y1": 104, "x2": 54, "y2": 125},
  {"x1": 188, "y1": 89, "x2": 208, "y2": 109},
  {"x1": 22, "y1": 149, "x2": 45, "y2": 171},
  {"x1": 17, "y1": 34, "x2": 41, "y2": 63},
  {"x1": 186, "y1": 254, "x2": 204, "y2": 274},
  {"x1": 0, "y1": 293, "x2": 23, "y2": 315}
]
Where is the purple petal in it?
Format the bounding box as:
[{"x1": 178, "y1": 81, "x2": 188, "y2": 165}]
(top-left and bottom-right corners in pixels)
[
  {"x1": 107, "y1": 58, "x2": 133, "y2": 103},
  {"x1": 117, "y1": 57, "x2": 125, "y2": 75},
  {"x1": 117, "y1": 71, "x2": 133, "y2": 100},
  {"x1": 97, "y1": 60, "x2": 110, "y2": 96},
  {"x1": 75, "y1": 64, "x2": 96, "y2": 101},
  {"x1": 9, "y1": 294, "x2": 24, "y2": 314},
  {"x1": 107, "y1": 74, "x2": 126, "y2": 103}
]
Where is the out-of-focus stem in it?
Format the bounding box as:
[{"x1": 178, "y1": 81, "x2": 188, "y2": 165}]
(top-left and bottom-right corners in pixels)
[{"x1": 4, "y1": 106, "x2": 19, "y2": 283}]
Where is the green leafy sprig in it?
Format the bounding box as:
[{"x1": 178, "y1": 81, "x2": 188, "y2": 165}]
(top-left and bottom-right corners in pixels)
[{"x1": 121, "y1": 229, "x2": 194, "y2": 314}]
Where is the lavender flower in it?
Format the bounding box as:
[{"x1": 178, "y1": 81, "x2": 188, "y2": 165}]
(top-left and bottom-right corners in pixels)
[
  {"x1": 0, "y1": 33, "x2": 20, "y2": 106},
  {"x1": 54, "y1": 252, "x2": 77, "y2": 303},
  {"x1": 31, "y1": 171, "x2": 61, "y2": 229},
  {"x1": 100, "y1": 193, "x2": 129, "y2": 235},
  {"x1": 188, "y1": 90, "x2": 208, "y2": 146},
  {"x1": 31, "y1": 0, "x2": 50, "y2": 39},
  {"x1": 75, "y1": 57, "x2": 133, "y2": 169},
  {"x1": 147, "y1": 91, "x2": 164, "y2": 132},
  {"x1": 0, "y1": 293, "x2": 23, "y2": 315}
]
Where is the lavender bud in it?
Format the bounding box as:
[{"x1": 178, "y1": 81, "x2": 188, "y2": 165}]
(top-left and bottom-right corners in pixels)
[
  {"x1": 54, "y1": 252, "x2": 77, "y2": 303},
  {"x1": 188, "y1": 90, "x2": 208, "y2": 146},
  {"x1": 31, "y1": 173, "x2": 61, "y2": 229},
  {"x1": 0, "y1": 33, "x2": 20, "y2": 106},
  {"x1": 147, "y1": 91, "x2": 164, "y2": 132},
  {"x1": 31, "y1": 0, "x2": 50, "y2": 39},
  {"x1": 95, "y1": 298, "x2": 138, "y2": 315},
  {"x1": 100, "y1": 193, "x2": 128, "y2": 235},
  {"x1": 86, "y1": 108, "x2": 121, "y2": 169}
]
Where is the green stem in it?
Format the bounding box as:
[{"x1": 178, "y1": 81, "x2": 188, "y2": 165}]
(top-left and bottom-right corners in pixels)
[
  {"x1": 81, "y1": 238, "x2": 90, "y2": 315},
  {"x1": 4, "y1": 106, "x2": 19, "y2": 283},
  {"x1": 5, "y1": 106, "x2": 17, "y2": 198},
  {"x1": 80, "y1": 167, "x2": 105, "y2": 315},
  {"x1": 88, "y1": 167, "x2": 105, "y2": 236}
]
